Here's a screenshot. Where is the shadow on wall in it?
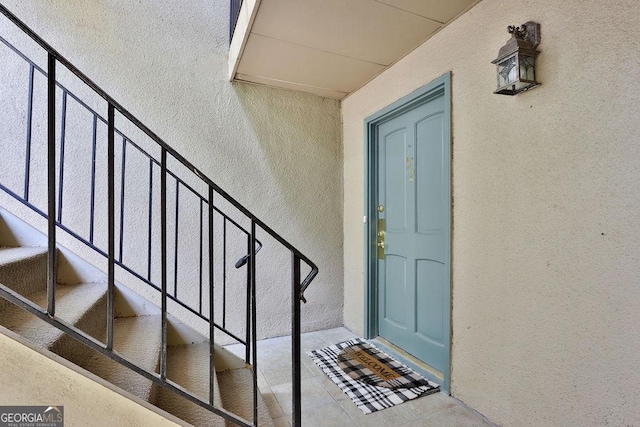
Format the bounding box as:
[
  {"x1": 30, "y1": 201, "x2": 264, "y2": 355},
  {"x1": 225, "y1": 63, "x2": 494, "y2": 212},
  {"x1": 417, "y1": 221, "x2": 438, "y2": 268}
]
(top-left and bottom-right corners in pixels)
[
  {"x1": 0, "y1": 0, "x2": 346, "y2": 337},
  {"x1": 231, "y1": 81, "x2": 345, "y2": 331},
  {"x1": 232, "y1": 82, "x2": 341, "y2": 244}
]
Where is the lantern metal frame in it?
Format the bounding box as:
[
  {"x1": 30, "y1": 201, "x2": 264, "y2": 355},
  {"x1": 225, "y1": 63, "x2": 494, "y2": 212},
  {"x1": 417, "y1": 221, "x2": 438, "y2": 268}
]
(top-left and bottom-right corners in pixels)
[{"x1": 492, "y1": 21, "x2": 541, "y2": 95}]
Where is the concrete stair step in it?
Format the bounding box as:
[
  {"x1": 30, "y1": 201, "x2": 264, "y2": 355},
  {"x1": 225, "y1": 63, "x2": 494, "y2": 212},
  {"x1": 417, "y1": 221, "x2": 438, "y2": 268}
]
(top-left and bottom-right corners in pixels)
[
  {"x1": 152, "y1": 342, "x2": 274, "y2": 427},
  {"x1": 73, "y1": 315, "x2": 162, "y2": 402},
  {"x1": 0, "y1": 246, "x2": 48, "y2": 265},
  {"x1": 0, "y1": 282, "x2": 107, "y2": 361},
  {"x1": 0, "y1": 246, "x2": 48, "y2": 310},
  {"x1": 153, "y1": 342, "x2": 226, "y2": 427},
  {"x1": 218, "y1": 367, "x2": 274, "y2": 427},
  {"x1": 0, "y1": 244, "x2": 274, "y2": 426}
]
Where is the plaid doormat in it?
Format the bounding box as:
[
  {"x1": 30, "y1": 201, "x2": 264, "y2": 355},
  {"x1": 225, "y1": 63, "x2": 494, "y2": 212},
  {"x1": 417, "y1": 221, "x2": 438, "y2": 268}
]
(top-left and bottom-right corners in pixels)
[{"x1": 307, "y1": 338, "x2": 439, "y2": 414}]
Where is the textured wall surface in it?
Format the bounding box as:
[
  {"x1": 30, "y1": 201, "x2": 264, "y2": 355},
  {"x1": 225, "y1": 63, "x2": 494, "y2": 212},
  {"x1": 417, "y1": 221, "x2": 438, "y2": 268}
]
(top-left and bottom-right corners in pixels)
[
  {"x1": 0, "y1": 329, "x2": 181, "y2": 426},
  {"x1": 342, "y1": 0, "x2": 640, "y2": 425},
  {"x1": 0, "y1": 0, "x2": 343, "y2": 339}
]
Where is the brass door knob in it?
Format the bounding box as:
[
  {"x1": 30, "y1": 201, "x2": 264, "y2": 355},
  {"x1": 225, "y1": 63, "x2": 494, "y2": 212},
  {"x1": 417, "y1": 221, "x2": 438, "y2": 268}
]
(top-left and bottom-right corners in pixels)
[{"x1": 377, "y1": 241, "x2": 385, "y2": 249}]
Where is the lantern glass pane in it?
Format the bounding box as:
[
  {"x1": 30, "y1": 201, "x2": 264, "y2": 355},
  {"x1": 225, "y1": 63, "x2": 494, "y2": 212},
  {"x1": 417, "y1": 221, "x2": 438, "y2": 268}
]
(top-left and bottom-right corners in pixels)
[
  {"x1": 497, "y1": 55, "x2": 517, "y2": 87},
  {"x1": 519, "y1": 55, "x2": 536, "y2": 82}
]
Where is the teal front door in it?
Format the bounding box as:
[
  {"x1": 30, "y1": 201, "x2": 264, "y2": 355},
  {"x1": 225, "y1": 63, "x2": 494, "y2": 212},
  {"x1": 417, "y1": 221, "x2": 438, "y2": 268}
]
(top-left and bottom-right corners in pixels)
[{"x1": 375, "y1": 86, "x2": 450, "y2": 374}]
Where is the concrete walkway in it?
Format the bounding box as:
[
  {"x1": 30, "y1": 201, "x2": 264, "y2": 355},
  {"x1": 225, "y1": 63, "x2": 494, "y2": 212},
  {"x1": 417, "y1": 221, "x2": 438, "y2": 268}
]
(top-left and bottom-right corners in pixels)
[{"x1": 225, "y1": 327, "x2": 493, "y2": 426}]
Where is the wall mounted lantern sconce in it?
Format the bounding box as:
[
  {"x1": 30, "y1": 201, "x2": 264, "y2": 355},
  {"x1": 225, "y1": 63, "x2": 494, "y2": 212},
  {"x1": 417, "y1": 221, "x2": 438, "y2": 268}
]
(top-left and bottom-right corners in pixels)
[{"x1": 492, "y1": 21, "x2": 541, "y2": 95}]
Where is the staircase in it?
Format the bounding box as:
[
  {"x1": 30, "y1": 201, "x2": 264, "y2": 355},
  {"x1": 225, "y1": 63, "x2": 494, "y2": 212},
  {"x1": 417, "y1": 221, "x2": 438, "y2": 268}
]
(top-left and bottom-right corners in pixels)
[
  {"x1": 0, "y1": 232, "x2": 271, "y2": 426},
  {"x1": 0, "y1": 4, "x2": 317, "y2": 426}
]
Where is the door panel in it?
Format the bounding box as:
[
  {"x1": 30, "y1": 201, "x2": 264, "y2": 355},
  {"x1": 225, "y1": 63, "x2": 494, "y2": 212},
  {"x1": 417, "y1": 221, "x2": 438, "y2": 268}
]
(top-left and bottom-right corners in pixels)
[
  {"x1": 384, "y1": 254, "x2": 407, "y2": 327},
  {"x1": 416, "y1": 113, "x2": 444, "y2": 233},
  {"x1": 416, "y1": 259, "x2": 445, "y2": 343},
  {"x1": 376, "y1": 91, "x2": 448, "y2": 374},
  {"x1": 383, "y1": 129, "x2": 407, "y2": 232}
]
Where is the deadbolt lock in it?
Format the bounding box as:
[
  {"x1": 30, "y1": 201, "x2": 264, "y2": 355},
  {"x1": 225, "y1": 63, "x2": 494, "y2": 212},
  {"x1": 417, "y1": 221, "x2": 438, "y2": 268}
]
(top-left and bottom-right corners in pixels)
[
  {"x1": 377, "y1": 204, "x2": 384, "y2": 213},
  {"x1": 377, "y1": 218, "x2": 385, "y2": 260}
]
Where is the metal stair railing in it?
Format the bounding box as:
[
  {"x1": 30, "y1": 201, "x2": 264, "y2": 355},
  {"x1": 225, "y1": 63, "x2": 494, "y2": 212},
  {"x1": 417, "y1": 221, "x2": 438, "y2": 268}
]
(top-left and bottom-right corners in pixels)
[{"x1": 0, "y1": 5, "x2": 317, "y2": 427}]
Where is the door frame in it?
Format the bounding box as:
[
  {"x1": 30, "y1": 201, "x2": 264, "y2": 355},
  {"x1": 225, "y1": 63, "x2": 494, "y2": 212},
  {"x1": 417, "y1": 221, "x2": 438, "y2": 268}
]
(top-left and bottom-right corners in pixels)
[{"x1": 363, "y1": 72, "x2": 452, "y2": 392}]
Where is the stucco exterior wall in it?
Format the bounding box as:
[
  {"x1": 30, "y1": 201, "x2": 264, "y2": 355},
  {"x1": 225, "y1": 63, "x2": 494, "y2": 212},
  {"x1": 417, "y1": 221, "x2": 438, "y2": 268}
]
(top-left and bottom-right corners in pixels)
[
  {"x1": 342, "y1": 0, "x2": 640, "y2": 425},
  {"x1": 0, "y1": 0, "x2": 343, "y2": 339},
  {"x1": 0, "y1": 328, "x2": 183, "y2": 426}
]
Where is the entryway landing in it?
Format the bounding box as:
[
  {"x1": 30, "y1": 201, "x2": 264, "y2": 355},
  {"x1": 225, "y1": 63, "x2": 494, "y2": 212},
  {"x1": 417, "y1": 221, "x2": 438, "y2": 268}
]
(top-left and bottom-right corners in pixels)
[{"x1": 224, "y1": 327, "x2": 493, "y2": 426}]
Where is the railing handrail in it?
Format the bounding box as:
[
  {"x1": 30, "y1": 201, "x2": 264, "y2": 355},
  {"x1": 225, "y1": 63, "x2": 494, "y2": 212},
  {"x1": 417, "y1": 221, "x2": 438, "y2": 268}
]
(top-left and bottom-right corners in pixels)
[
  {"x1": 1, "y1": 5, "x2": 316, "y2": 425},
  {"x1": 0, "y1": 28, "x2": 271, "y2": 345},
  {"x1": 0, "y1": 4, "x2": 318, "y2": 293}
]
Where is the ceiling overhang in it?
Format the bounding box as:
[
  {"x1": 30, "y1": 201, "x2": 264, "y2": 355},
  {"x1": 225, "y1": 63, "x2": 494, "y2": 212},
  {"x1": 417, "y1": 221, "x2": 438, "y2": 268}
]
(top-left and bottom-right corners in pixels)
[{"x1": 230, "y1": 0, "x2": 481, "y2": 99}]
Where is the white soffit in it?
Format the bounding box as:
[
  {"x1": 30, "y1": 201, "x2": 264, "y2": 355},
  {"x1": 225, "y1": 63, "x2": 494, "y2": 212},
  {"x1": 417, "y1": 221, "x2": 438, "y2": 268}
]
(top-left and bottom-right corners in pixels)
[
  {"x1": 231, "y1": 0, "x2": 480, "y2": 99},
  {"x1": 377, "y1": 0, "x2": 481, "y2": 23}
]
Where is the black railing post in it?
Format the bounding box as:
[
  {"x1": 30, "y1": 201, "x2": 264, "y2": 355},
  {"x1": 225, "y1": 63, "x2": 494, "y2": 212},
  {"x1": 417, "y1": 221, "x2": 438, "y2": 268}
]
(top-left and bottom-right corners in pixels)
[
  {"x1": 245, "y1": 231, "x2": 251, "y2": 364},
  {"x1": 106, "y1": 103, "x2": 115, "y2": 350},
  {"x1": 250, "y1": 220, "x2": 258, "y2": 426},
  {"x1": 118, "y1": 137, "x2": 127, "y2": 262},
  {"x1": 223, "y1": 218, "x2": 227, "y2": 329},
  {"x1": 24, "y1": 63, "x2": 34, "y2": 201},
  {"x1": 147, "y1": 158, "x2": 153, "y2": 281},
  {"x1": 160, "y1": 148, "x2": 168, "y2": 379},
  {"x1": 173, "y1": 180, "x2": 179, "y2": 297},
  {"x1": 46, "y1": 53, "x2": 56, "y2": 317},
  {"x1": 208, "y1": 186, "x2": 215, "y2": 405},
  {"x1": 292, "y1": 253, "x2": 302, "y2": 427},
  {"x1": 199, "y1": 200, "x2": 204, "y2": 315},
  {"x1": 89, "y1": 114, "x2": 98, "y2": 243},
  {"x1": 56, "y1": 91, "x2": 67, "y2": 223}
]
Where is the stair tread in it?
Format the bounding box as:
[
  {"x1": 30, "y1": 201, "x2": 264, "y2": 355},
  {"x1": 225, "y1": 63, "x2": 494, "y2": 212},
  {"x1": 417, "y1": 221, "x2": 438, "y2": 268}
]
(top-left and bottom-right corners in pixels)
[
  {"x1": 0, "y1": 246, "x2": 47, "y2": 266},
  {"x1": 218, "y1": 368, "x2": 274, "y2": 427},
  {"x1": 0, "y1": 282, "x2": 107, "y2": 348},
  {"x1": 154, "y1": 342, "x2": 273, "y2": 427},
  {"x1": 78, "y1": 315, "x2": 162, "y2": 401},
  {"x1": 154, "y1": 342, "x2": 224, "y2": 426},
  {"x1": 167, "y1": 343, "x2": 221, "y2": 402},
  {"x1": 0, "y1": 246, "x2": 48, "y2": 302},
  {"x1": 0, "y1": 246, "x2": 273, "y2": 426}
]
